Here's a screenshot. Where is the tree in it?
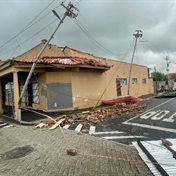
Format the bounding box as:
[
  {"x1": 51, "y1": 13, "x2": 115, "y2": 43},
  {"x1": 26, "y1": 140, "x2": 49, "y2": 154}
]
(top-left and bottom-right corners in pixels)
[{"x1": 151, "y1": 71, "x2": 167, "y2": 81}]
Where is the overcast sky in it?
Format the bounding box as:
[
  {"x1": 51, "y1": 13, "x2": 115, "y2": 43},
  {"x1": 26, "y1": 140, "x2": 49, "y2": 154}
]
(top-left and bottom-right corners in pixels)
[{"x1": 0, "y1": 0, "x2": 176, "y2": 74}]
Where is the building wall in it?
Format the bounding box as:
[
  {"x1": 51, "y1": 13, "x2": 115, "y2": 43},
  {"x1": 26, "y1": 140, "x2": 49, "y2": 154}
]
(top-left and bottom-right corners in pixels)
[
  {"x1": 64, "y1": 47, "x2": 154, "y2": 98},
  {"x1": 14, "y1": 41, "x2": 65, "y2": 61},
  {"x1": 44, "y1": 70, "x2": 105, "y2": 111},
  {"x1": 45, "y1": 71, "x2": 73, "y2": 111},
  {"x1": 71, "y1": 69, "x2": 104, "y2": 109},
  {"x1": 4, "y1": 44, "x2": 154, "y2": 113}
]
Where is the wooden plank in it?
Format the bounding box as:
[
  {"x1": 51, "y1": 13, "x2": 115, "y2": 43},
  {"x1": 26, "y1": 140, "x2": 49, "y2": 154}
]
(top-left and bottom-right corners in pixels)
[
  {"x1": 50, "y1": 118, "x2": 65, "y2": 130},
  {"x1": 35, "y1": 122, "x2": 46, "y2": 128}
]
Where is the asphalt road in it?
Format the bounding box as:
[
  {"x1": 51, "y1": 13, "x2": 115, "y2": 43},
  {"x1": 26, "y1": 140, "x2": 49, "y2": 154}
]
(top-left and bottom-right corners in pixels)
[{"x1": 94, "y1": 97, "x2": 176, "y2": 145}]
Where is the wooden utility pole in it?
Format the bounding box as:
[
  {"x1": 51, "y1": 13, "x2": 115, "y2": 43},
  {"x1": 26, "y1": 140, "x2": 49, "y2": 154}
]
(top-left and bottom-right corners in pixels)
[
  {"x1": 18, "y1": 2, "x2": 78, "y2": 121},
  {"x1": 127, "y1": 30, "x2": 143, "y2": 95}
]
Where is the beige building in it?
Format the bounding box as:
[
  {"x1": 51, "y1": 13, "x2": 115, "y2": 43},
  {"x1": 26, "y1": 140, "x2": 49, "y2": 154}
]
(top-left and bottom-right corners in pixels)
[{"x1": 0, "y1": 40, "x2": 153, "y2": 121}]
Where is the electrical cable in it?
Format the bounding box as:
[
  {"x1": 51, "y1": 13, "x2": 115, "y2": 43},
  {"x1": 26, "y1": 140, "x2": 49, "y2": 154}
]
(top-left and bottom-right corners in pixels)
[
  {"x1": 0, "y1": 0, "x2": 57, "y2": 50},
  {"x1": 0, "y1": 18, "x2": 58, "y2": 57},
  {"x1": 73, "y1": 18, "x2": 126, "y2": 57}
]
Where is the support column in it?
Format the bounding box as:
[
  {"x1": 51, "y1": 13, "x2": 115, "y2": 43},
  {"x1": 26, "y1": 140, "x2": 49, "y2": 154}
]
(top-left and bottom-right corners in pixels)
[
  {"x1": 13, "y1": 71, "x2": 20, "y2": 121},
  {"x1": 0, "y1": 79, "x2": 3, "y2": 114}
]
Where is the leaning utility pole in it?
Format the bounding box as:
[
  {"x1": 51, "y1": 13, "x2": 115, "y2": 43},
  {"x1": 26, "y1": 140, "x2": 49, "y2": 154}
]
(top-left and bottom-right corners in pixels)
[
  {"x1": 127, "y1": 30, "x2": 143, "y2": 95},
  {"x1": 18, "y1": 2, "x2": 78, "y2": 121}
]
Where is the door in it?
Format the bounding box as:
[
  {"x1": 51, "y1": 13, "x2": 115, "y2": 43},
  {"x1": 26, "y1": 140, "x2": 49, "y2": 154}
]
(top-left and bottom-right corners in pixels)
[
  {"x1": 116, "y1": 79, "x2": 122, "y2": 96},
  {"x1": 28, "y1": 83, "x2": 33, "y2": 107}
]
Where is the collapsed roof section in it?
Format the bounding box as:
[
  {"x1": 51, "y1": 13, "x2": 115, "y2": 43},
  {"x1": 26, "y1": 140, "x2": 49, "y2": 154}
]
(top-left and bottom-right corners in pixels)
[{"x1": 13, "y1": 56, "x2": 111, "y2": 70}]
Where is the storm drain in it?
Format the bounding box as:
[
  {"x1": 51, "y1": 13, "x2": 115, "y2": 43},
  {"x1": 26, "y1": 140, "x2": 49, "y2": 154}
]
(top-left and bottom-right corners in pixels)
[{"x1": 0, "y1": 145, "x2": 34, "y2": 160}]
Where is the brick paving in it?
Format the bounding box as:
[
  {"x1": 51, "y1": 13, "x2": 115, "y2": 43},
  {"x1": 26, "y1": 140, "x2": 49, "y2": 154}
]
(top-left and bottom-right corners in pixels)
[{"x1": 0, "y1": 118, "x2": 153, "y2": 176}]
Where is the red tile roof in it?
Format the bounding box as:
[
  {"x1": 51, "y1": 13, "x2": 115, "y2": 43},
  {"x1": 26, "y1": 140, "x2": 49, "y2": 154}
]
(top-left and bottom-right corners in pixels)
[{"x1": 15, "y1": 56, "x2": 111, "y2": 68}]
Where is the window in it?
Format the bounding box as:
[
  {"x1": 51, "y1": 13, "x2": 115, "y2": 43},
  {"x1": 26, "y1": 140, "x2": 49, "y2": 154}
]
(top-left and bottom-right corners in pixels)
[
  {"x1": 132, "y1": 78, "x2": 137, "y2": 85},
  {"x1": 5, "y1": 82, "x2": 14, "y2": 104},
  {"x1": 19, "y1": 74, "x2": 39, "y2": 104},
  {"x1": 118, "y1": 78, "x2": 127, "y2": 86},
  {"x1": 142, "y1": 78, "x2": 146, "y2": 84}
]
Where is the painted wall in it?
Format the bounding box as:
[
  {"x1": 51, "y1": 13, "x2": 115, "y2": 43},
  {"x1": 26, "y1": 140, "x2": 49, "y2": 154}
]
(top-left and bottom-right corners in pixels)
[
  {"x1": 45, "y1": 71, "x2": 73, "y2": 111},
  {"x1": 45, "y1": 70, "x2": 105, "y2": 110},
  {"x1": 71, "y1": 69, "x2": 104, "y2": 109},
  {"x1": 15, "y1": 40, "x2": 65, "y2": 61},
  {"x1": 64, "y1": 47, "x2": 154, "y2": 99}
]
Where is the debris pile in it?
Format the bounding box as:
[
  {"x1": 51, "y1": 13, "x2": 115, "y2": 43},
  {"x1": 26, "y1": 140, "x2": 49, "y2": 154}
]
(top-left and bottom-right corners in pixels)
[{"x1": 35, "y1": 103, "x2": 144, "y2": 129}]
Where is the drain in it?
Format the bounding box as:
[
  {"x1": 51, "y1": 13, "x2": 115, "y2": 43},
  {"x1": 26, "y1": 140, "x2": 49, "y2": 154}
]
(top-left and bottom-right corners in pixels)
[{"x1": 1, "y1": 145, "x2": 34, "y2": 160}]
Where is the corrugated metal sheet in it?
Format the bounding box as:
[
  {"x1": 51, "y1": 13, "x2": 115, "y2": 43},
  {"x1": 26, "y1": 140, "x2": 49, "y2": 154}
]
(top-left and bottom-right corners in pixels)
[
  {"x1": 15, "y1": 56, "x2": 111, "y2": 68},
  {"x1": 133, "y1": 139, "x2": 176, "y2": 176}
]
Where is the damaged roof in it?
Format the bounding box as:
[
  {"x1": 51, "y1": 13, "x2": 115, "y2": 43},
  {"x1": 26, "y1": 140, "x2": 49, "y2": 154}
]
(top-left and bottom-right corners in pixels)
[{"x1": 14, "y1": 56, "x2": 111, "y2": 69}]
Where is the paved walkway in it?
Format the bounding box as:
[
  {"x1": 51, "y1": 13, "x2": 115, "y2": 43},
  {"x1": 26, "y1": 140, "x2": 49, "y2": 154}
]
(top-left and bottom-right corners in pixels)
[{"x1": 0, "y1": 118, "x2": 153, "y2": 176}]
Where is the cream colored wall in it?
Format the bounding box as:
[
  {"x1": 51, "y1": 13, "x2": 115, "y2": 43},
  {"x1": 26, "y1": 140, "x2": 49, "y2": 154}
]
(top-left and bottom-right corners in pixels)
[
  {"x1": 45, "y1": 70, "x2": 105, "y2": 110},
  {"x1": 64, "y1": 48, "x2": 154, "y2": 98},
  {"x1": 15, "y1": 42, "x2": 65, "y2": 61},
  {"x1": 71, "y1": 69, "x2": 104, "y2": 109},
  {"x1": 46, "y1": 71, "x2": 71, "y2": 83}
]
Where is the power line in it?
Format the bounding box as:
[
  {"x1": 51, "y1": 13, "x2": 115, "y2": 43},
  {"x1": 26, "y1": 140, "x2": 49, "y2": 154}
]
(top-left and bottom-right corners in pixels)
[
  {"x1": 21, "y1": 0, "x2": 56, "y2": 33},
  {"x1": 72, "y1": 18, "x2": 126, "y2": 57},
  {"x1": 0, "y1": 0, "x2": 58, "y2": 50},
  {"x1": 0, "y1": 18, "x2": 58, "y2": 58},
  {"x1": 75, "y1": 0, "x2": 83, "y2": 6}
]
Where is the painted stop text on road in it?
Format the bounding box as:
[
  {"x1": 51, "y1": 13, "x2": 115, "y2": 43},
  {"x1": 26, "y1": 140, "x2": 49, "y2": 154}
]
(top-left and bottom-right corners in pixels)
[{"x1": 140, "y1": 110, "x2": 176, "y2": 122}]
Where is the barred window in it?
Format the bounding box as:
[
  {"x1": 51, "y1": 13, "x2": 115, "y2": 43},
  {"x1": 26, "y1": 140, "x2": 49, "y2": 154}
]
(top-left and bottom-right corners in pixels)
[
  {"x1": 132, "y1": 78, "x2": 137, "y2": 85},
  {"x1": 142, "y1": 78, "x2": 146, "y2": 84}
]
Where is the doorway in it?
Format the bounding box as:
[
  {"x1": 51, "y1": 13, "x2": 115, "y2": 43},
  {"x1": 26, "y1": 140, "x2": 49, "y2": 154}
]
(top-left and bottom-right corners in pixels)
[
  {"x1": 27, "y1": 83, "x2": 33, "y2": 107},
  {"x1": 116, "y1": 79, "x2": 122, "y2": 96}
]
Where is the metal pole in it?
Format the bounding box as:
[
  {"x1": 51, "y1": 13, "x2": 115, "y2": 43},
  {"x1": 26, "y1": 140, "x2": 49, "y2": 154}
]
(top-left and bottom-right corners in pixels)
[
  {"x1": 127, "y1": 30, "x2": 142, "y2": 95},
  {"x1": 18, "y1": 2, "x2": 78, "y2": 121}
]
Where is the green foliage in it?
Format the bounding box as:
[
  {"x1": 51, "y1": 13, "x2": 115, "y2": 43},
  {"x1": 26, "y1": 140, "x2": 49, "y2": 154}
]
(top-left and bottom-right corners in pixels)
[{"x1": 151, "y1": 71, "x2": 167, "y2": 81}]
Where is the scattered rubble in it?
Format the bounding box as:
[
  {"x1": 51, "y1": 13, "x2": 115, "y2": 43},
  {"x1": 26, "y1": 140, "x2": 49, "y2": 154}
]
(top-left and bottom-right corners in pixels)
[{"x1": 35, "y1": 103, "x2": 145, "y2": 130}]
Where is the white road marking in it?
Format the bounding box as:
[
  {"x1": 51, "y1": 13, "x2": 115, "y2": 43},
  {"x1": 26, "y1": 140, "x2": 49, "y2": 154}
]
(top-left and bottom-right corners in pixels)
[
  {"x1": 89, "y1": 126, "x2": 96, "y2": 135},
  {"x1": 75, "y1": 123, "x2": 83, "y2": 132},
  {"x1": 0, "y1": 123, "x2": 7, "y2": 127},
  {"x1": 63, "y1": 124, "x2": 70, "y2": 129},
  {"x1": 140, "y1": 111, "x2": 159, "y2": 119},
  {"x1": 151, "y1": 110, "x2": 170, "y2": 120},
  {"x1": 123, "y1": 121, "x2": 176, "y2": 133},
  {"x1": 93, "y1": 131, "x2": 125, "y2": 135},
  {"x1": 102, "y1": 136, "x2": 146, "y2": 139},
  {"x1": 163, "y1": 112, "x2": 176, "y2": 122},
  {"x1": 3, "y1": 125, "x2": 13, "y2": 128},
  {"x1": 122, "y1": 98, "x2": 176, "y2": 133},
  {"x1": 124, "y1": 97, "x2": 175, "y2": 123}
]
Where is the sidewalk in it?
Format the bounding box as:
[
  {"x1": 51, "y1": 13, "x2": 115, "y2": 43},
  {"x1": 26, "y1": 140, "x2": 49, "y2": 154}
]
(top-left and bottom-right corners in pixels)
[{"x1": 0, "y1": 119, "x2": 153, "y2": 176}]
